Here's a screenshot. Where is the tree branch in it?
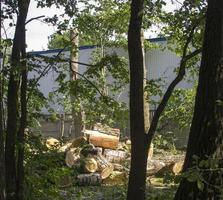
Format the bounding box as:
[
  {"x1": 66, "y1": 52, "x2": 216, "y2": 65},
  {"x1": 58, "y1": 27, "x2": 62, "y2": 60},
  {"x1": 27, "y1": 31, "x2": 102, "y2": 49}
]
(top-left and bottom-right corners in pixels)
[
  {"x1": 25, "y1": 15, "x2": 45, "y2": 25},
  {"x1": 145, "y1": 17, "x2": 203, "y2": 144}
]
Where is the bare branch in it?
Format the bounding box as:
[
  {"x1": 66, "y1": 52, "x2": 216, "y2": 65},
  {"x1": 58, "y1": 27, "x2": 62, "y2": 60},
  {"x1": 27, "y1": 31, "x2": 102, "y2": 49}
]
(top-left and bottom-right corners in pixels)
[{"x1": 25, "y1": 15, "x2": 45, "y2": 25}]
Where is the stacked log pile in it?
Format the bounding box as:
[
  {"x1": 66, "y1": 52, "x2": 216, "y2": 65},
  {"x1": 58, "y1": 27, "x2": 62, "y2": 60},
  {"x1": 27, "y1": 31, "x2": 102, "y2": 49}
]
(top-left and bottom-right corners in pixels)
[{"x1": 46, "y1": 124, "x2": 185, "y2": 186}]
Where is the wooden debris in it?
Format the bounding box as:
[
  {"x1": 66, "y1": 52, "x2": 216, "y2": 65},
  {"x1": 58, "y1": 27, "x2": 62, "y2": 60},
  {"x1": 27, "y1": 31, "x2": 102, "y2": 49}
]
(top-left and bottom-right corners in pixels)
[
  {"x1": 103, "y1": 171, "x2": 127, "y2": 185},
  {"x1": 94, "y1": 154, "x2": 114, "y2": 179},
  {"x1": 70, "y1": 136, "x2": 88, "y2": 148},
  {"x1": 103, "y1": 149, "x2": 127, "y2": 163},
  {"x1": 82, "y1": 157, "x2": 98, "y2": 173},
  {"x1": 147, "y1": 159, "x2": 166, "y2": 176},
  {"x1": 125, "y1": 139, "x2": 131, "y2": 145},
  {"x1": 46, "y1": 137, "x2": 60, "y2": 149},
  {"x1": 113, "y1": 163, "x2": 126, "y2": 172},
  {"x1": 80, "y1": 144, "x2": 99, "y2": 157},
  {"x1": 85, "y1": 130, "x2": 119, "y2": 150},
  {"x1": 172, "y1": 161, "x2": 184, "y2": 175},
  {"x1": 93, "y1": 123, "x2": 120, "y2": 136},
  {"x1": 65, "y1": 148, "x2": 80, "y2": 168},
  {"x1": 148, "y1": 143, "x2": 154, "y2": 159},
  {"x1": 58, "y1": 142, "x2": 72, "y2": 152},
  {"x1": 77, "y1": 173, "x2": 102, "y2": 186}
]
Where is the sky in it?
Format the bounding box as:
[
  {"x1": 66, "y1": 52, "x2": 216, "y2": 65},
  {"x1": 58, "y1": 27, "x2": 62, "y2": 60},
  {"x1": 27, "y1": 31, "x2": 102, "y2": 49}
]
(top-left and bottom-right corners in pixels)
[{"x1": 2, "y1": 0, "x2": 180, "y2": 52}]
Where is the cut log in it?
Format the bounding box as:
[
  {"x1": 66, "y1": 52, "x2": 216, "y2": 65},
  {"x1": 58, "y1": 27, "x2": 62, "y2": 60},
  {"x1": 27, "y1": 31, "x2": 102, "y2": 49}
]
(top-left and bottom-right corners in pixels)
[
  {"x1": 58, "y1": 142, "x2": 72, "y2": 152},
  {"x1": 148, "y1": 143, "x2": 154, "y2": 159},
  {"x1": 172, "y1": 161, "x2": 184, "y2": 175},
  {"x1": 77, "y1": 173, "x2": 102, "y2": 186},
  {"x1": 82, "y1": 157, "x2": 98, "y2": 173},
  {"x1": 103, "y1": 149, "x2": 128, "y2": 163},
  {"x1": 94, "y1": 154, "x2": 114, "y2": 179},
  {"x1": 80, "y1": 144, "x2": 99, "y2": 157},
  {"x1": 65, "y1": 148, "x2": 80, "y2": 168},
  {"x1": 93, "y1": 123, "x2": 120, "y2": 136},
  {"x1": 85, "y1": 130, "x2": 119, "y2": 150},
  {"x1": 147, "y1": 159, "x2": 166, "y2": 176},
  {"x1": 103, "y1": 171, "x2": 127, "y2": 185},
  {"x1": 113, "y1": 163, "x2": 126, "y2": 172},
  {"x1": 70, "y1": 136, "x2": 88, "y2": 148},
  {"x1": 46, "y1": 137, "x2": 60, "y2": 149}
]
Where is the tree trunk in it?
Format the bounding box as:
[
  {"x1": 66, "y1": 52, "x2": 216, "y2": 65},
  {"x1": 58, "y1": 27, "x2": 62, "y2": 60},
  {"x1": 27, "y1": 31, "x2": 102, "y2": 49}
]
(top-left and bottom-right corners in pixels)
[
  {"x1": 175, "y1": 1, "x2": 223, "y2": 199},
  {"x1": 0, "y1": 1, "x2": 6, "y2": 199},
  {"x1": 127, "y1": 0, "x2": 148, "y2": 200},
  {"x1": 5, "y1": 1, "x2": 30, "y2": 200},
  {"x1": 70, "y1": 29, "x2": 84, "y2": 138}
]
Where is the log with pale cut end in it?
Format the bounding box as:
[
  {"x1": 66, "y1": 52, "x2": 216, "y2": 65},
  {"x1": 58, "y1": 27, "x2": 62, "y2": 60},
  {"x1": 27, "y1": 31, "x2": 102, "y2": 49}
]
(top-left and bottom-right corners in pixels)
[
  {"x1": 103, "y1": 171, "x2": 127, "y2": 185},
  {"x1": 58, "y1": 142, "x2": 72, "y2": 152},
  {"x1": 85, "y1": 130, "x2": 119, "y2": 150},
  {"x1": 77, "y1": 173, "x2": 102, "y2": 186},
  {"x1": 103, "y1": 149, "x2": 128, "y2": 163},
  {"x1": 148, "y1": 143, "x2": 154, "y2": 159},
  {"x1": 46, "y1": 137, "x2": 60, "y2": 149},
  {"x1": 147, "y1": 159, "x2": 166, "y2": 176},
  {"x1": 172, "y1": 160, "x2": 184, "y2": 175},
  {"x1": 82, "y1": 157, "x2": 98, "y2": 173},
  {"x1": 94, "y1": 154, "x2": 114, "y2": 179},
  {"x1": 65, "y1": 148, "x2": 80, "y2": 168},
  {"x1": 113, "y1": 163, "x2": 126, "y2": 172},
  {"x1": 70, "y1": 136, "x2": 88, "y2": 148}
]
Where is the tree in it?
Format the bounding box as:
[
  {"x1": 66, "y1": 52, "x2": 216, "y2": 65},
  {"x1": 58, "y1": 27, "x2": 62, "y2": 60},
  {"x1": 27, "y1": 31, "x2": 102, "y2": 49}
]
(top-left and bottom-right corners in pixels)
[
  {"x1": 0, "y1": 1, "x2": 6, "y2": 199},
  {"x1": 127, "y1": 1, "x2": 205, "y2": 199},
  {"x1": 127, "y1": 1, "x2": 148, "y2": 199},
  {"x1": 175, "y1": 0, "x2": 223, "y2": 199}
]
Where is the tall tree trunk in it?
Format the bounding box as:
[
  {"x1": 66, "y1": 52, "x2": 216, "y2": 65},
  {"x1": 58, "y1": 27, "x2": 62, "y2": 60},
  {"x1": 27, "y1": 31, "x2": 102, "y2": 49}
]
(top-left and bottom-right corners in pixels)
[
  {"x1": 70, "y1": 29, "x2": 84, "y2": 138},
  {"x1": 0, "y1": 1, "x2": 6, "y2": 199},
  {"x1": 127, "y1": 0, "x2": 148, "y2": 200},
  {"x1": 175, "y1": 1, "x2": 223, "y2": 199},
  {"x1": 5, "y1": 1, "x2": 30, "y2": 200}
]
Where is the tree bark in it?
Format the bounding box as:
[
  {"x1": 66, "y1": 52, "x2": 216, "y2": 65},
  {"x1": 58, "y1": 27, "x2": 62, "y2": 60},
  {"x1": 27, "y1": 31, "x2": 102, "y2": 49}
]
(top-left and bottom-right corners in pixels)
[
  {"x1": 175, "y1": 0, "x2": 223, "y2": 199},
  {"x1": 127, "y1": 0, "x2": 148, "y2": 200},
  {"x1": 0, "y1": 1, "x2": 6, "y2": 199},
  {"x1": 70, "y1": 29, "x2": 84, "y2": 138},
  {"x1": 5, "y1": 1, "x2": 30, "y2": 200}
]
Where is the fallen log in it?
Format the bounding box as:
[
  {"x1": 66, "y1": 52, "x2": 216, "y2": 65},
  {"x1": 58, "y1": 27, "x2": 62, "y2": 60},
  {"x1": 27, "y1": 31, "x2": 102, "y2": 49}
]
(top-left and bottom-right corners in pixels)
[
  {"x1": 172, "y1": 160, "x2": 184, "y2": 175},
  {"x1": 70, "y1": 136, "x2": 88, "y2": 148},
  {"x1": 94, "y1": 154, "x2": 114, "y2": 179},
  {"x1": 65, "y1": 148, "x2": 80, "y2": 168},
  {"x1": 103, "y1": 171, "x2": 127, "y2": 185},
  {"x1": 113, "y1": 163, "x2": 127, "y2": 172},
  {"x1": 147, "y1": 159, "x2": 166, "y2": 176},
  {"x1": 85, "y1": 130, "x2": 119, "y2": 150},
  {"x1": 77, "y1": 173, "x2": 102, "y2": 186},
  {"x1": 58, "y1": 142, "x2": 72, "y2": 152},
  {"x1": 103, "y1": 149, "x2": 128, "y2": 163},
  {"x1": 80, "y1": 144, "x2": 99, "y2": 157},
  {"x1": 81, "y1": 157, "x2": 98, "y2": 173},
  {"x1": 46, "y1": 137, "x2": 60, "y2": 149},
  {"x1": 93, "y1": 123, "x2": 120, "y2": 136}
]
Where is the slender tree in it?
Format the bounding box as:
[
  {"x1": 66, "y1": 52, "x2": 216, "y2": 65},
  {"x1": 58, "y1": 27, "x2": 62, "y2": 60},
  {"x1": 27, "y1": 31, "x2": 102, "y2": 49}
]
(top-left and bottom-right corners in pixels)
[
  {"x1": 127, "y1": 1, "x2": 148, "y2": 200},
  {"x1": 5, "y1": 0, "x2": 30, "y2": 200},
  {"x1": 175, "y1": 0, "x2": 223, "y2": 199},
  {"x1": 0, "y1": 0, "x2": 6, "y2": 199}
]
